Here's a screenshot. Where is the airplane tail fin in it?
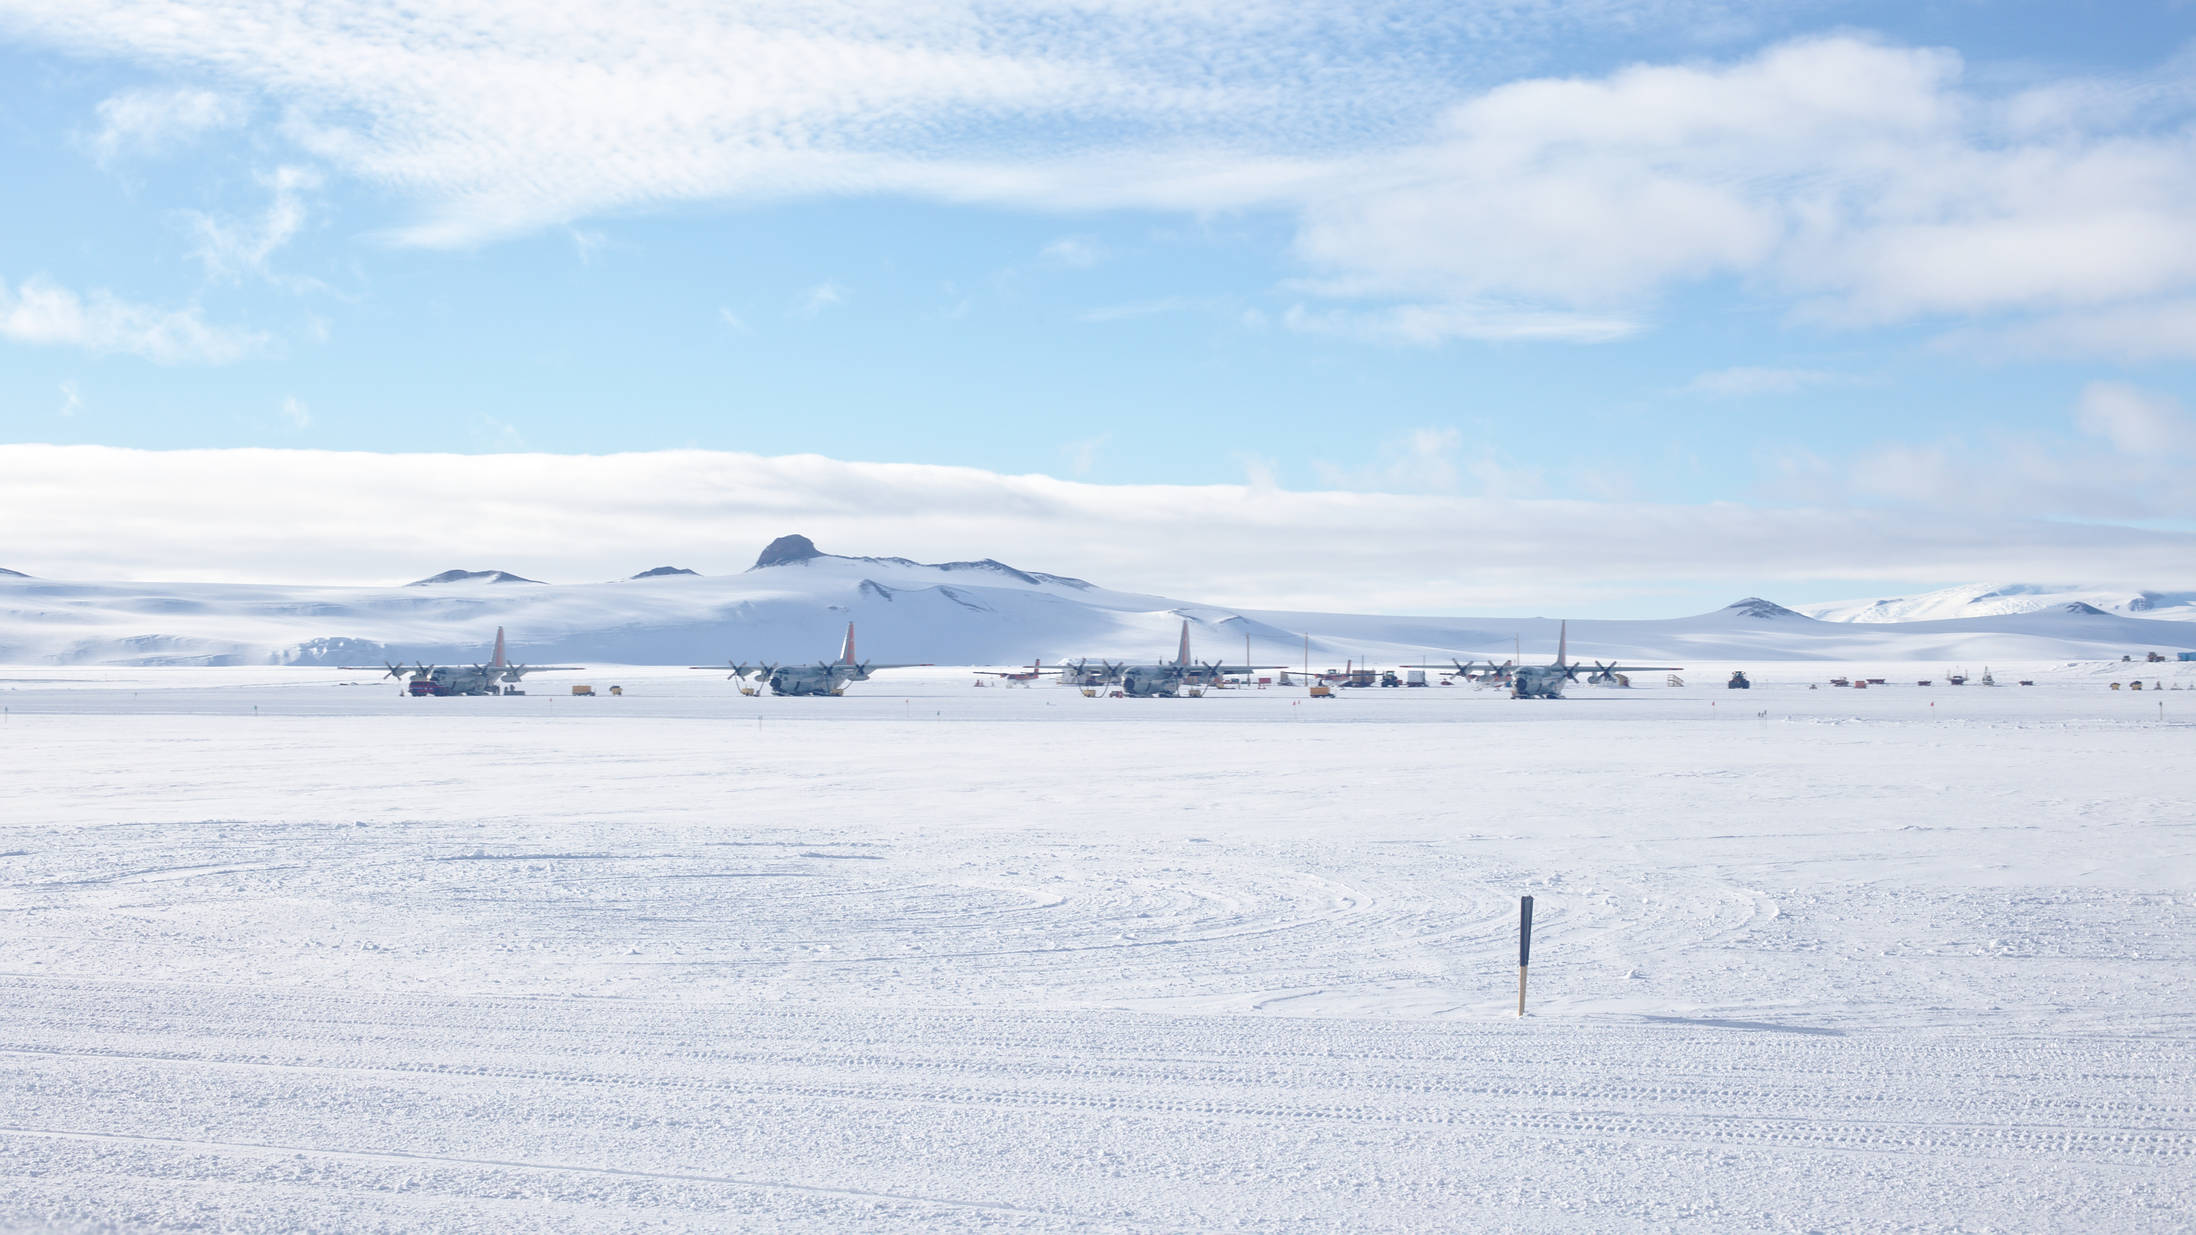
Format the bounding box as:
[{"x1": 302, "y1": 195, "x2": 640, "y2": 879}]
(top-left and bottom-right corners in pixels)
[
  {"x1": 1177, "y1": 620, "x2": 1190, "y2": 667},
  {"x1": 840, "y1": 621, "x2": 857, "y2": 665},
  {"x1": 1556, "y1": 620, "x2": 1568, "y2": 668},
  {"x1": 493, "y1": 626, "x2": 507, "y2": 669}
]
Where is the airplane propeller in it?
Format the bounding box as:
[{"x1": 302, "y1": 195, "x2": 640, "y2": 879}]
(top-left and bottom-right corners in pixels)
[{"x1": 382, "y1": 661, "x2": 409, "y2": 681}]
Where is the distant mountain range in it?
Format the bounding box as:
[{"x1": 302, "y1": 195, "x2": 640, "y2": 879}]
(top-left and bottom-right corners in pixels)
[
  {"x1": 1799, "y1": 583, "x2": 2196, "y2": 623},
  {"x1": 3, "y1": 539, "x2": 2193, "y2": 666}
]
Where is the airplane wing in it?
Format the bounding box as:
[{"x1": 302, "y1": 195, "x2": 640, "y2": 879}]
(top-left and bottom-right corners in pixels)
[{"x1": 339, "y1": 663, "x2": 583, "y2": 672}]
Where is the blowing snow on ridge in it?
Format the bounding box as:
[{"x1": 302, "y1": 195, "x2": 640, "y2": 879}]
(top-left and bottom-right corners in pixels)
[{"x1": 3, "y1": 539, "x2": 2195, "y2": 667}]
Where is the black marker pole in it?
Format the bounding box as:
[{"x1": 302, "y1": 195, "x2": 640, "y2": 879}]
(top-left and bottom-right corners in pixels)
[{"x1": 1517, "y1": 895, "x2": 1534, "y2": 1017}]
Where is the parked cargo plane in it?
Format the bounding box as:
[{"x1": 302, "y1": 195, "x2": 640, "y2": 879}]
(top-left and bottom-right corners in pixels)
[
  {"x1": 352, "y1": 626, "x2": 580, "y2": 696},
  {"x1": 1405, "y1": 619, "x2": 1677, "y2": 698},
  {"x1": 1044, "y1": 621, "x2": 1284, "y2": 697},
  {"x1": 1411, "y1": 622, "x2": 1678, "y2": 699},
  {"x1": 699, "y1": 622, "x2": 926, "y2": 696}
]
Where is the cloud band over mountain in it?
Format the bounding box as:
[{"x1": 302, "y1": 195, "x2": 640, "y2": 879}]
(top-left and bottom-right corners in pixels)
[{"x1": 7, "y1": 445, "x2": 2192, "y2": 614}]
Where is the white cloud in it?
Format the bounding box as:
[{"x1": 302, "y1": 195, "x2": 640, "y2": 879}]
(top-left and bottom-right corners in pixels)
[
  {"x1": 1292, "y1": 36, "x2": 2196, "y2": 340},
  {"x1": 568, "y1": 227, "x2": 609, "y2": 264},
  {"x1": 1078, "y1": 296, "x2": 1215, "y2": 323},
  {"x1": 280, "y1": 395, "x2": 311, "y2": 430},
  {"x1": 1939, "y1": 299, "x2": 2196, "y2": 361},
  {"x1": 7, "y1": 444, "x2": 2196, "y2": 612},
  {"x1": 18, "y1": 13, "x2": 2196, "y2": 351},
  {"x1": 1060, "y1": 433, "x2": 1109, "y2": 477},
  {"x1": 2075, "y1": 381, "x2": 2193, "y2": 457},
  {"x1": 717, "y1": 307, "x2": 750, "y2": 333},
  {"x1": 475, "y1": 416, "x2": 526, "y2": 449},
  {"x1": 1683, "y1": 367, "x2": 1859, "y2": 397},
  {"x1": 1310, "y1": 427, "x2": 1549, "y2": 497},
  {"x1": 89, "y1": 86, "x2": 245, "y2": 164},
  {"x1": 58, "y1": 380, "x2": 82, "y2": 417},
  {"x1": 1785, "y1": 383, "x2": 2196, "y2": 525},
  {"x1": 185, "y1": 165, "x2": 321, "y2": 282},
  {"x1": 1039, "y1": 236, "x2": 1105, "y2": 269},
  {"x1": 792, "y1": 281, "x2": 846, "y2": 317},
  {"x1": 1281, "y1": 301, "x2": 1635, "y2": 345},
  {"x1": 0, "y1": 275, "x2": 264, "y2": 364}
]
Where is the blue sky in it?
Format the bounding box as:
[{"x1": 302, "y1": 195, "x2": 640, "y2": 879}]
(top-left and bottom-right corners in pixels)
[{"x1": 3, "y1": 1, "x2": 2196, "y2": 612}]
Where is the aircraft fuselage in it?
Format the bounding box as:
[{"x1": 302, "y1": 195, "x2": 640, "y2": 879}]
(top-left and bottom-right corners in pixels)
[
  {"x1": 1117, "y1": 667, "x2": 1186, "y2": 697},
  {"x1": 1510, "y1": 666, "x2": 1572, "y2": 699},
  {"x1": 766, "y1": 666, "x2": 869, "y2": 696}
]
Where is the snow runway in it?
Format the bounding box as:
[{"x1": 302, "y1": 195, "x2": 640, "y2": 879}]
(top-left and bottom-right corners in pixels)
[{"x1": 1, "y1": 668, "x2": 2192, "y2": 1229}]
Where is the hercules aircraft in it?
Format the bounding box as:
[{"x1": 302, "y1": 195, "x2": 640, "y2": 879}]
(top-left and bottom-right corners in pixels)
[
  {"x1": 357, "y1": 627, "x2": 581, "y2": 696},
  {"x1": 1410, "y1": 622, "x2": 1678, "y2": 699},
  {"x1": 699, "y1": 622, "x2": 926, "y2": 696},
  {"x1": 1046, "y1": 620, "x2": 1284, "y2": 697}
]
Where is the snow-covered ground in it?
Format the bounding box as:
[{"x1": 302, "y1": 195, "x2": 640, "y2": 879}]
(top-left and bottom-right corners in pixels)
[{"x1": 2, "y1": 665, "x2": 2192, "y2": 1230}]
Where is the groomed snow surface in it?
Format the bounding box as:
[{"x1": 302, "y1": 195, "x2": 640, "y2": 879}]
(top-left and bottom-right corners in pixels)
[{"x1": 2, "y1": 664, "x2": 2192, "y2": 1231}]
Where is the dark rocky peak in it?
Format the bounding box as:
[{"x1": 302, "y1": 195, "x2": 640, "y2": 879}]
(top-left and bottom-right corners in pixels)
[
  {"x1": 751, "y1": 535, "x2": 824, "y2": 568},
  {"x1": 0, "y1": 567, "x2": 28, "y2": 578},
  {"x1": 629, "y1": 566, "x2": 699, "y2": 579},
  {"x1": 1725, "y1": 597, "x2": 1804, "y2": 620},
  {"x1": 746, "y1": 534, "x2": 1092, "y2": 588},
  {"x1": 2062, "y1": 601, "x2": 2108, "y2": 616},
  {"x1": 406, "y1": 569, "x2": 544, "y2": 587}
]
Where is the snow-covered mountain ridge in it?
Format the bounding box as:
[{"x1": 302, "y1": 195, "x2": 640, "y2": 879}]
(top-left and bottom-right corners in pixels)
[
  {"x1": 1801, "y1": 582, "x2": 2196, "y2": 623},
  {"x1": 3, "y1": 541, "x2": 2194, "y2": 666}
]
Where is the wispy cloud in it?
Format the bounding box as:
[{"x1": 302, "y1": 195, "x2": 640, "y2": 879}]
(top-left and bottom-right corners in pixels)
[
  {"x1": 1039, "y1": 236, "x2": 1105, "y2": 269},
  {"x1": 568, "y1": 227, "x2": 609, "y2": 264},
  {"x1": 280, "y1": 395, "x2": 311, "y2": 430},
  {"x1": 1060, "y1": 433, "x2": 1109, "y2": 477},
  {"x1": 1281, "y1": 302, "x2": 1636, "y2": 345},
  {"x1": 1935, "y1": 299, "x2": 2196, "y2": 361},
  {"x1": 792, "y1": 281, "x2": 846, "y2": 318},
  {"x1": 59, "y1": 380, "x2": 82, "y2": 417},
  {"x1": 474, "y1": 416, "x2": 526, "y2": 449},
  {"x1": 185, "y1": 165, "x2": 321, "y2": 283},
  {"x1": 1310, "y1": 427, "x2": 1548, "y2": 497},
  {"x1": 0, "y1": 276, "x2": 264, "y2": 364},
  {"x1": 1767, "y1": 380, "x2": 2196, "y2": 524},
  {"x1": 2073, "y1": 381, "x2": 2193, "y2": 456},
  {"x1": 18, "y1": 13, "x2": 2196, "y2": 353},
  {"x1": 1682, "y1": 367, "x2": 1863, "y2": 397},
  {"x1": 1078, "y1": 296, "x2": 1216, "y2": 323},
  {"x1": 88, "y1": 86, "x2": 246, "y2": 165}
]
